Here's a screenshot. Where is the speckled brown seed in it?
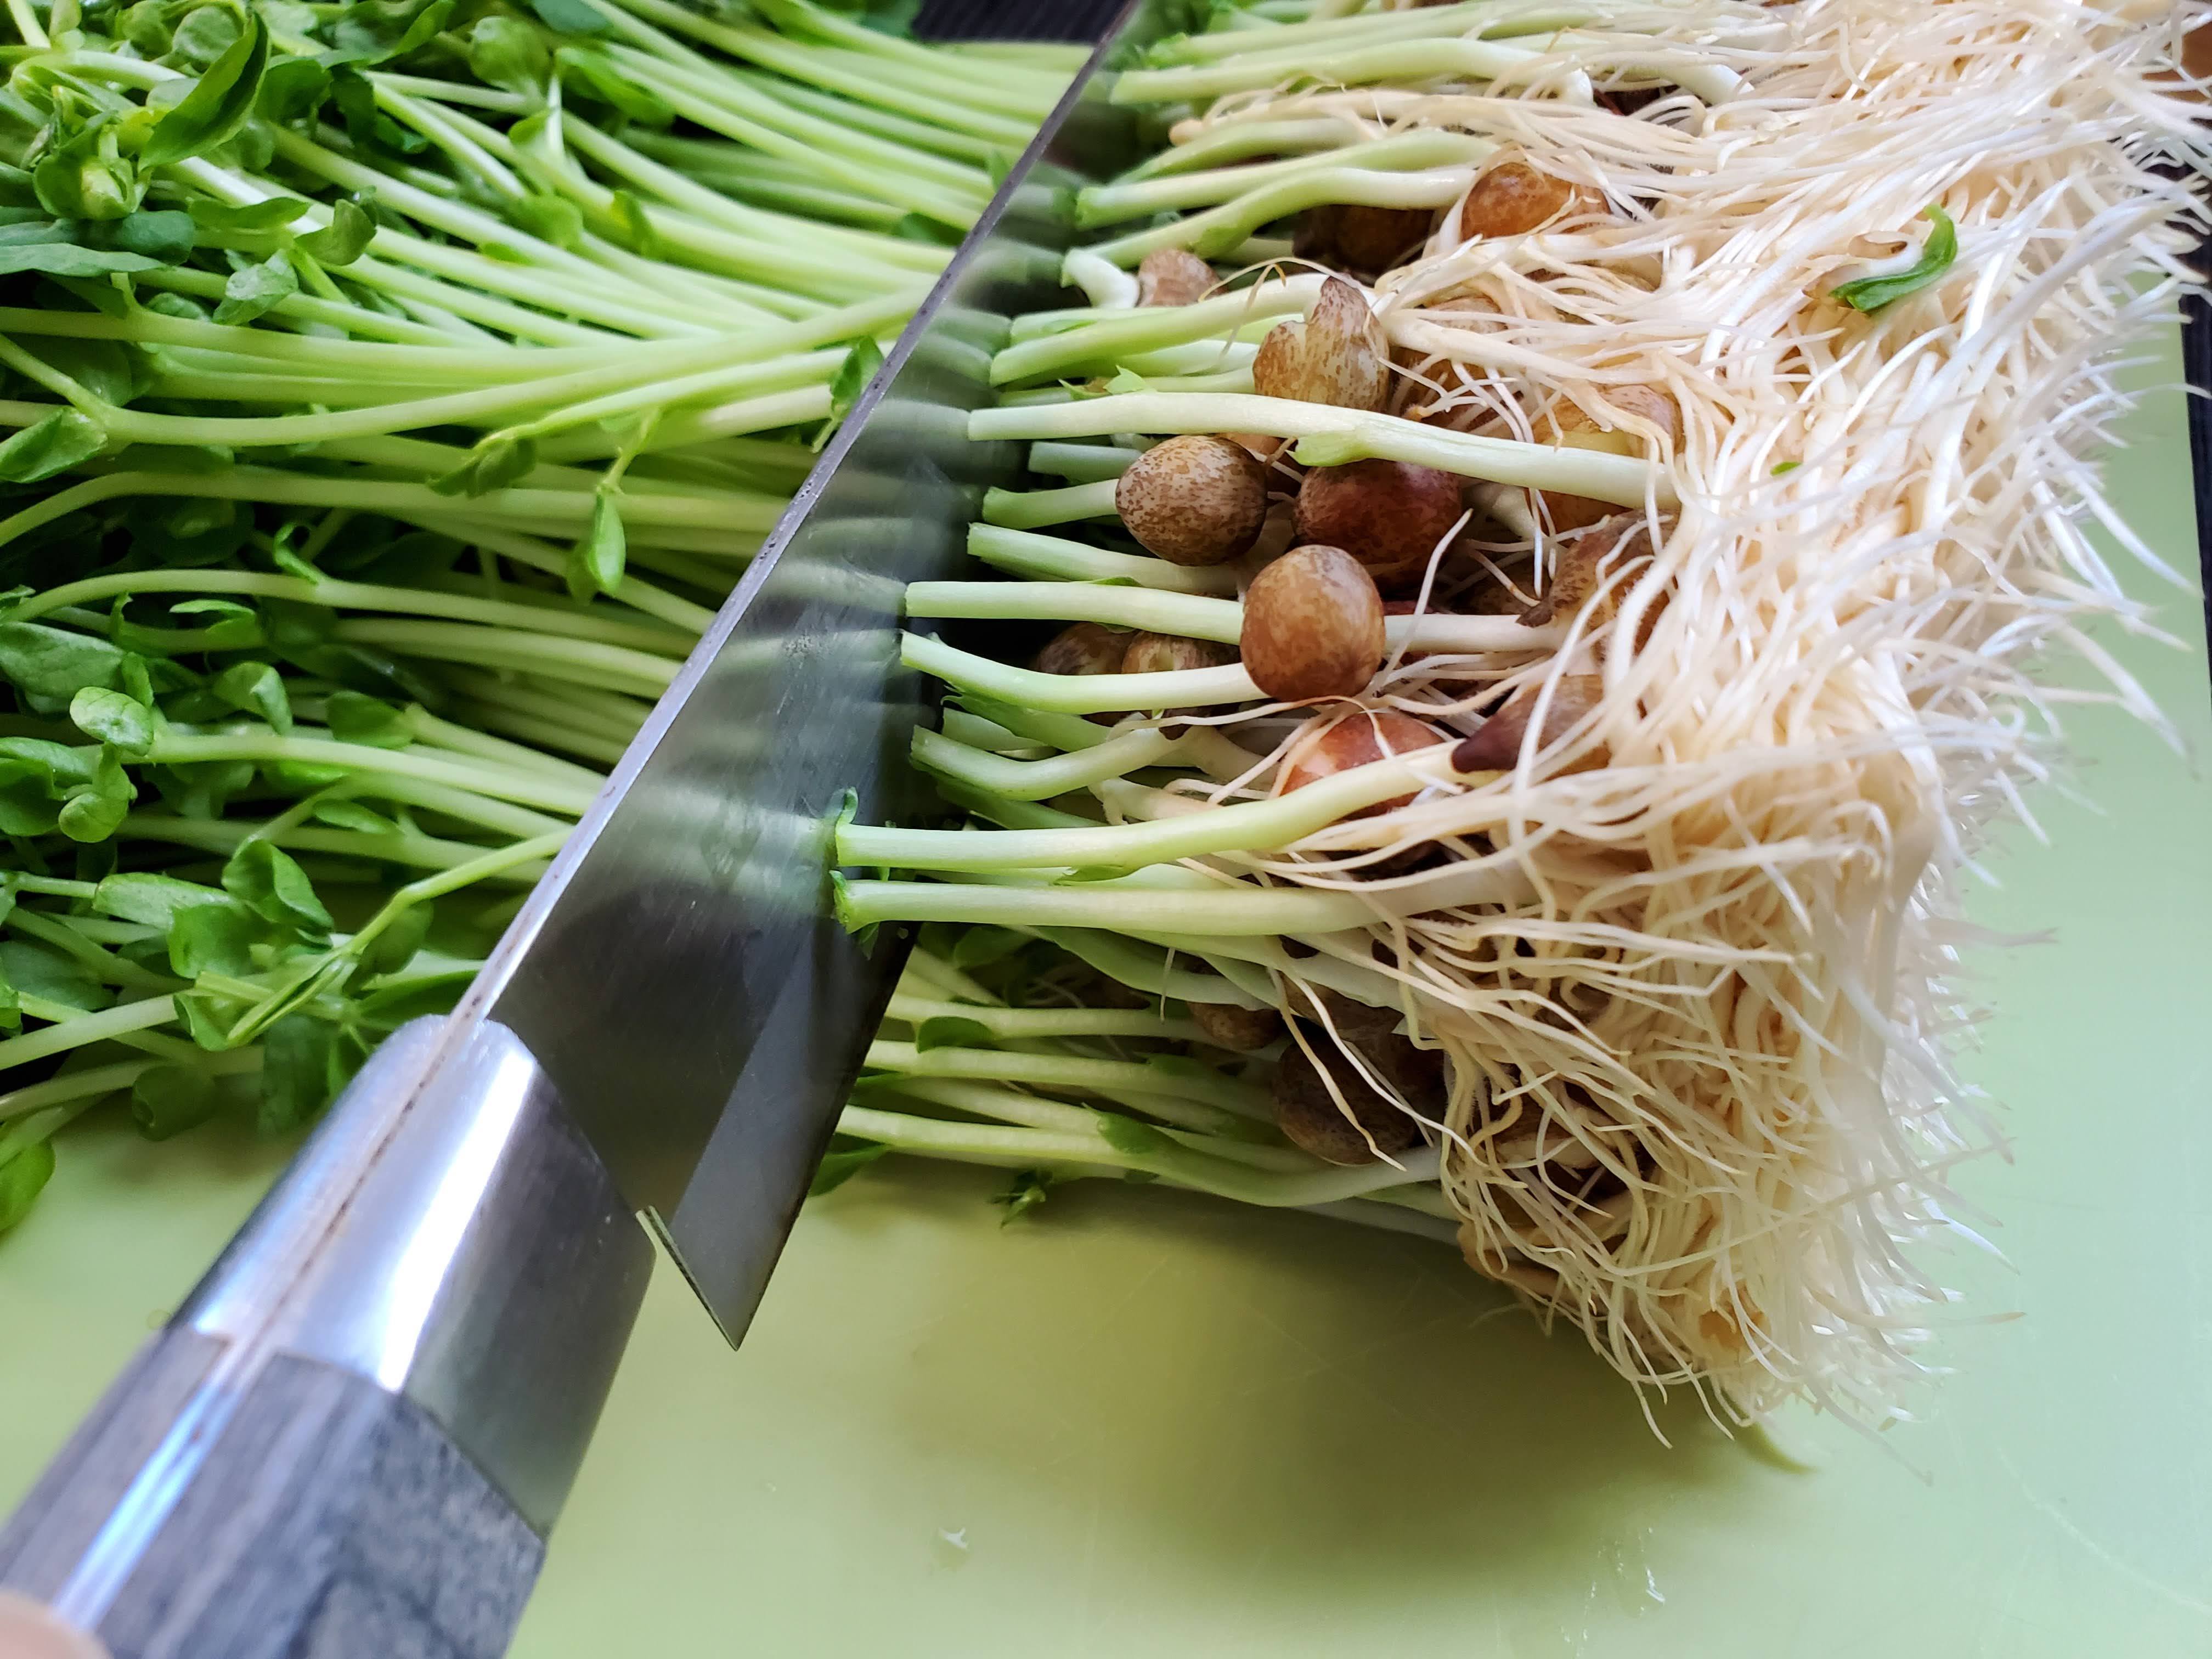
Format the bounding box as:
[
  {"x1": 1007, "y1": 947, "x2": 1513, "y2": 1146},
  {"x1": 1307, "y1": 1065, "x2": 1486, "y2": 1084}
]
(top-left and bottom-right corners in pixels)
[
  {"x1": 1115, "y1": 435, "x2": 1271, "y2": 566},
  {"x1": 1295, "y1": 459, "x2": 1466, "y2": 586},
  {"x1": 1136, "y1": 247, "x2": 1216, "y2": 307},
  {"x1": 1239, "y1": 545, "x2": 1386, "y2": 701}
]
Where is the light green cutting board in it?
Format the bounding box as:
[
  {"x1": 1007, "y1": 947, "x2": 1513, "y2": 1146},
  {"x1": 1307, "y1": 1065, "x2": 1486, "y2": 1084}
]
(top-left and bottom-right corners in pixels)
[{"x1": 3, "y1": 342, "x2": 2208, "y2": 1658}]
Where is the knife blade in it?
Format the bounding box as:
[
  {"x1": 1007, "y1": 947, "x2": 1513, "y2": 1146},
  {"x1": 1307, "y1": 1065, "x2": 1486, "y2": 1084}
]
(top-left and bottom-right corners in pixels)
[{"x1": 0, "y1": 5, "x2": 1181, "y2": 1654}]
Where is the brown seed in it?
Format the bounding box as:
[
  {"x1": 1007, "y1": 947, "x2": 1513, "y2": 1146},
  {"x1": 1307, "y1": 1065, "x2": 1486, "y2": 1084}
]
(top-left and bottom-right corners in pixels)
[
  {"x1": 1031, "y1": 621, "x2": 1125, "y2": 677},
  {"x1": 1278, "y1": 708, "x2": 1445, "y2": 815},
  {"x1": 1273, "y1": 1035, "x2": 1437, "y2": 1165},
  {"x1": 1530, "y1": 386, "x2": 1681, "y2": 534},
  {"x1": 1299, "y1": 201, "x2": 1437, "y2": 275},
  {"x1": 1450, "y1": 674, "x2": 1606, "y2": 772},
  {"x1": 1136, "y1": 247, "x2": 1216, "y2": 308},
  {"x1": 1240, "y1": 545, "x2": 1386, "y2": 702},
  {"x1": 1116, "y1": 435, "x2": 1271, "y2": 566},
  {"x1": 1187, "y1": 1001, "x2": 1283, "y2": 1052},
  {"x1": 1456, "y1": 158, "x2": 1609, "y2": 242},
  {"x1": 1121, "y1": 631, "x2": 1233, "y2": 676},
  {"x1": 1517, "y1": 514, "x2": 1664, "y2": 627},
  {"x1": 1283, "y1": 983, "x2": 1401, "y2": 1040},
  {"x1": 1539, "y1": 385, "x2": 1685, "y2": 450},
  {"x1": 1251, "y1": 277, "x2": 1390, "y2": 412},
  {"x1": 1296, "y1": 459, "x2": 1465, "y2": 587}
]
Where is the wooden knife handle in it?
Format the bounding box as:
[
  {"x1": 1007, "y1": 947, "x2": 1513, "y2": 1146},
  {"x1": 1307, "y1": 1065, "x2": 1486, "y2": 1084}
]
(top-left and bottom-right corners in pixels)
[
  {"x1": 0, "y1": 1017, "x2": 650, "y2": 1659},
  {"x1": 0, "y1": 1332, "x2": 540, "y2": 1659}
]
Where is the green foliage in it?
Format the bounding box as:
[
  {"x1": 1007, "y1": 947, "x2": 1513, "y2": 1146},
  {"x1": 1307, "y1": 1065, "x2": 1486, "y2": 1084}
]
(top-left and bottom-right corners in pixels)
[
  {"x1": 213, "y1": 250, "x2": 298, "y2": 324},
  {"x1": 143, "y1": 14, "x2": 270, "y2": 167},
  {"x1": 0, "y1": 410, "x2": 105, "y2": 482},
  {"x1": 1831, "y1": 206, "x2": 1958, "y2": 313},
  {"x1": 130, "y1": 1064, "x2": 219, "y2": 1140},
  {"x1": 221, "y1": 838, "x2": 334, "y2": 943},
  {"x1": 0, "y1": 1141, "x2": 55, "y2": 1234},
  {"x1": 808, "y1": 1136, "x2": 888, "y2": 1196},
  {"x1": 992, "y1": 1168, "x2": 1055, "y2": 1224},
  {"x1": 565, "y1": 489, "x2": 624, "y2": 601},
  {"x1": 913, "y1": 1015, "x2": 991, "y2": 1051}
]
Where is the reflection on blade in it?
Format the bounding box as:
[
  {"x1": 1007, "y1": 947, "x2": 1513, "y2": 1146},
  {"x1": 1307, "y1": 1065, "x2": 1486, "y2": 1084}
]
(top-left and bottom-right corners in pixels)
[{"x1": 430, "y1": 12, "x2": 1173, "y2": 1344}]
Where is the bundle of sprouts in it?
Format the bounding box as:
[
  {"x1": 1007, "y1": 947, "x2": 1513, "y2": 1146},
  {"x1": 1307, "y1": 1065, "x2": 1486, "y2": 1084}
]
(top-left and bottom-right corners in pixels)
[
  {"x1": 830, "y1": 0, "x2": 2209, "y2": 1424},
  {"x1": 0, "y1": 0, "x2": 1077, "y2": 1239}
]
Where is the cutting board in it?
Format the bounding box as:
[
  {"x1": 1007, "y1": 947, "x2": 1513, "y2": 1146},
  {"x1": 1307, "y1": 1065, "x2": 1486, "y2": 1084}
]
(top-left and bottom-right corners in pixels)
[{"x1": 3, "y1": 337, "x2": 2207, "y2": 1659}]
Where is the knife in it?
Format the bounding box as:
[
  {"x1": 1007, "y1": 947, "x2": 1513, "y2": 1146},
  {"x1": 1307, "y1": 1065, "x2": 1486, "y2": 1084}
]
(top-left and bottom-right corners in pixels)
[{"x1": 0, "y1": 4, "x2": 1168, "y2": 1654}]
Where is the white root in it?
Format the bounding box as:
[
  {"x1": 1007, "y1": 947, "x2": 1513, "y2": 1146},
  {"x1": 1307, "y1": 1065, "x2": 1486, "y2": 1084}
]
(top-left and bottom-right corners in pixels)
[{"x1": 1111, "y1": 0, "x2": 2209, "y2": 1424}]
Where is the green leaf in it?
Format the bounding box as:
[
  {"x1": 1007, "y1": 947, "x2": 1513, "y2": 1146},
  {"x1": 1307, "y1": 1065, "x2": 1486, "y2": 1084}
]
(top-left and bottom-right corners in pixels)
[
  {"x1": 328, "y1": 66, "x2": 429, "y2": 156},
  {"x1": 992, "y1": 1168, "x2": 1056, "y2": 1225},
  {"x1": 529, "y1": 0, "x2": 611, "y2": 35},
  {"x1": 0, "y1": 1141, "x2": 55, "y2": 1234},
  {"x1": 258, "y1": 1013, "x2": 359, "y2": 1134},
  {"x1": 69, "y1": 686, "x2": 154, "y2": 756},
  {"x1": 1830, "y1": 205, "x2": 1958, "y2": 314},
  {"x1": 108, "y1": 210, "x2": 196, "y2": 263},
  {"x1": 323, "y1": 689, "x2": 412, "y2": 748},
  {"x1": 43, "y1": 274, "x2": 132, "y2": 317},
  {"x1": 168, "y1": 898, "x2": 263, "y2": 978},
  {"x1": 469, "y1": 15, "x2": 551, "y2": 92},
  {"x1": 131, "y1": 1064, "x2": 219, "y2": 1141},
  {"x1": 57, "y1": 748, "x2": 133, "y2": 842},
  {"x1": 309, "y1": 799, "x2": 394, "y2": 834},
  {"x1": 213, "y1": 250, "x2": 298, "y2": 325},
  {"x1": 93, "y1": 870, "x2": 230, "y2": 928},
  {"x1": 221, "y1": 838, "x2": 332, "y2": 941},
  {"x1": 212, "y1": 661, "x2": 291, "y2": 733},
  {"x1": 0, "y1": 623, "x2": 127, "y2": 714},
  {"x1": 808, "y1": 1138, "x2": 888, "y2": 1197},
  {"x1": 32, "y1": 123, "x2": 141, "y2": 222},
  {"x1": 913, "y1": 1015, "x2": 992, "y2": 1052},
  {"x1": 564, "y1": 489, "x2": 624, "y2": 601},
  {"x1": 509, "y1": 191, "x2": 581, "y2": 250},
  {"x1": 891, "y1": 212, "x2": 961, "y2": 246},
  {"x1": 1771, "y1": 460, "x2": 1799, "y2": 476},
  {"x1": 949, "y1": 924, "x2": 1024, "y2": 969},
  {"x1": 170, "y1": 5, "x2": 242, "y2": 64},
  {"x1": 606, "y1": 186, "x2": 659, "y2": 253},
  {"x1": 830, "y1": 335, "x2": 884, "y2": 423},
  {"x1": 357, "y1": 898, "x2": 431, "y2": 978},
  {"x1": 329, "y1": 0, "x2": 455, "y2": 65},
  {"x1": 0, "y1": 238, "x2": 164, "y2": 277},
  {"x1": 0, "y1": 410, "x2": 106, "y2": 483},
  {"x1": 556, "y1": 46, "x2": 672, "y2": 126},
  {"x1": 0, "y1": 953, "x2": 18, "y2": 1031},
  {"x1": 298, "y1": 198, "x2": 373, "y2": 266},
  {"x1": 114, "y1": 595, "x2": 259, "y2": 656},
  {"x1": 29, "y1": 336, "x2": 142, "y2": 407},
  {"x1": 188, "y1": 195, "x2": 308, "y2": 234},
  {"x1": 143, "y1": 14, "x2": 270, "y2": 167},
  {"x1": 429, "y1": 436, "x2": 536, "y2": 498},
  {"x1": 1096, "y1": 1111, "x2": 1171, "y2": 1158},
  {"x1": 175, "y1": 985, "x2": 247, "y2": 1050},
  {"x1": 256, "y1": 57, "x2": 331, "y2": 126},
  {"x1": 0, "y1": 938, "x2": 106, "y2": 1011}
]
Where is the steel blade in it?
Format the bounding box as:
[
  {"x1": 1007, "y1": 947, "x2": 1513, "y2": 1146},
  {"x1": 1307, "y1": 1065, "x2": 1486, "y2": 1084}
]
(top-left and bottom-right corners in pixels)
[{"x1": 421, "y1": 6, "x2": 1168, "y2": 1344}]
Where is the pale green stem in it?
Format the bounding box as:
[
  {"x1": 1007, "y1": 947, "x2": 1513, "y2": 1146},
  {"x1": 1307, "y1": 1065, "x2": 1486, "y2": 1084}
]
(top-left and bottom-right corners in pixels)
[
  {"x1": 966, "y1": 524, "x2": 1239, "y2": 596},
  {"x1": 840, "y1": 743, "x2": 1455, "y2": 871},
  {"x1": 969, "y1": 393, "x2": 1672, "y2": 507}
]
